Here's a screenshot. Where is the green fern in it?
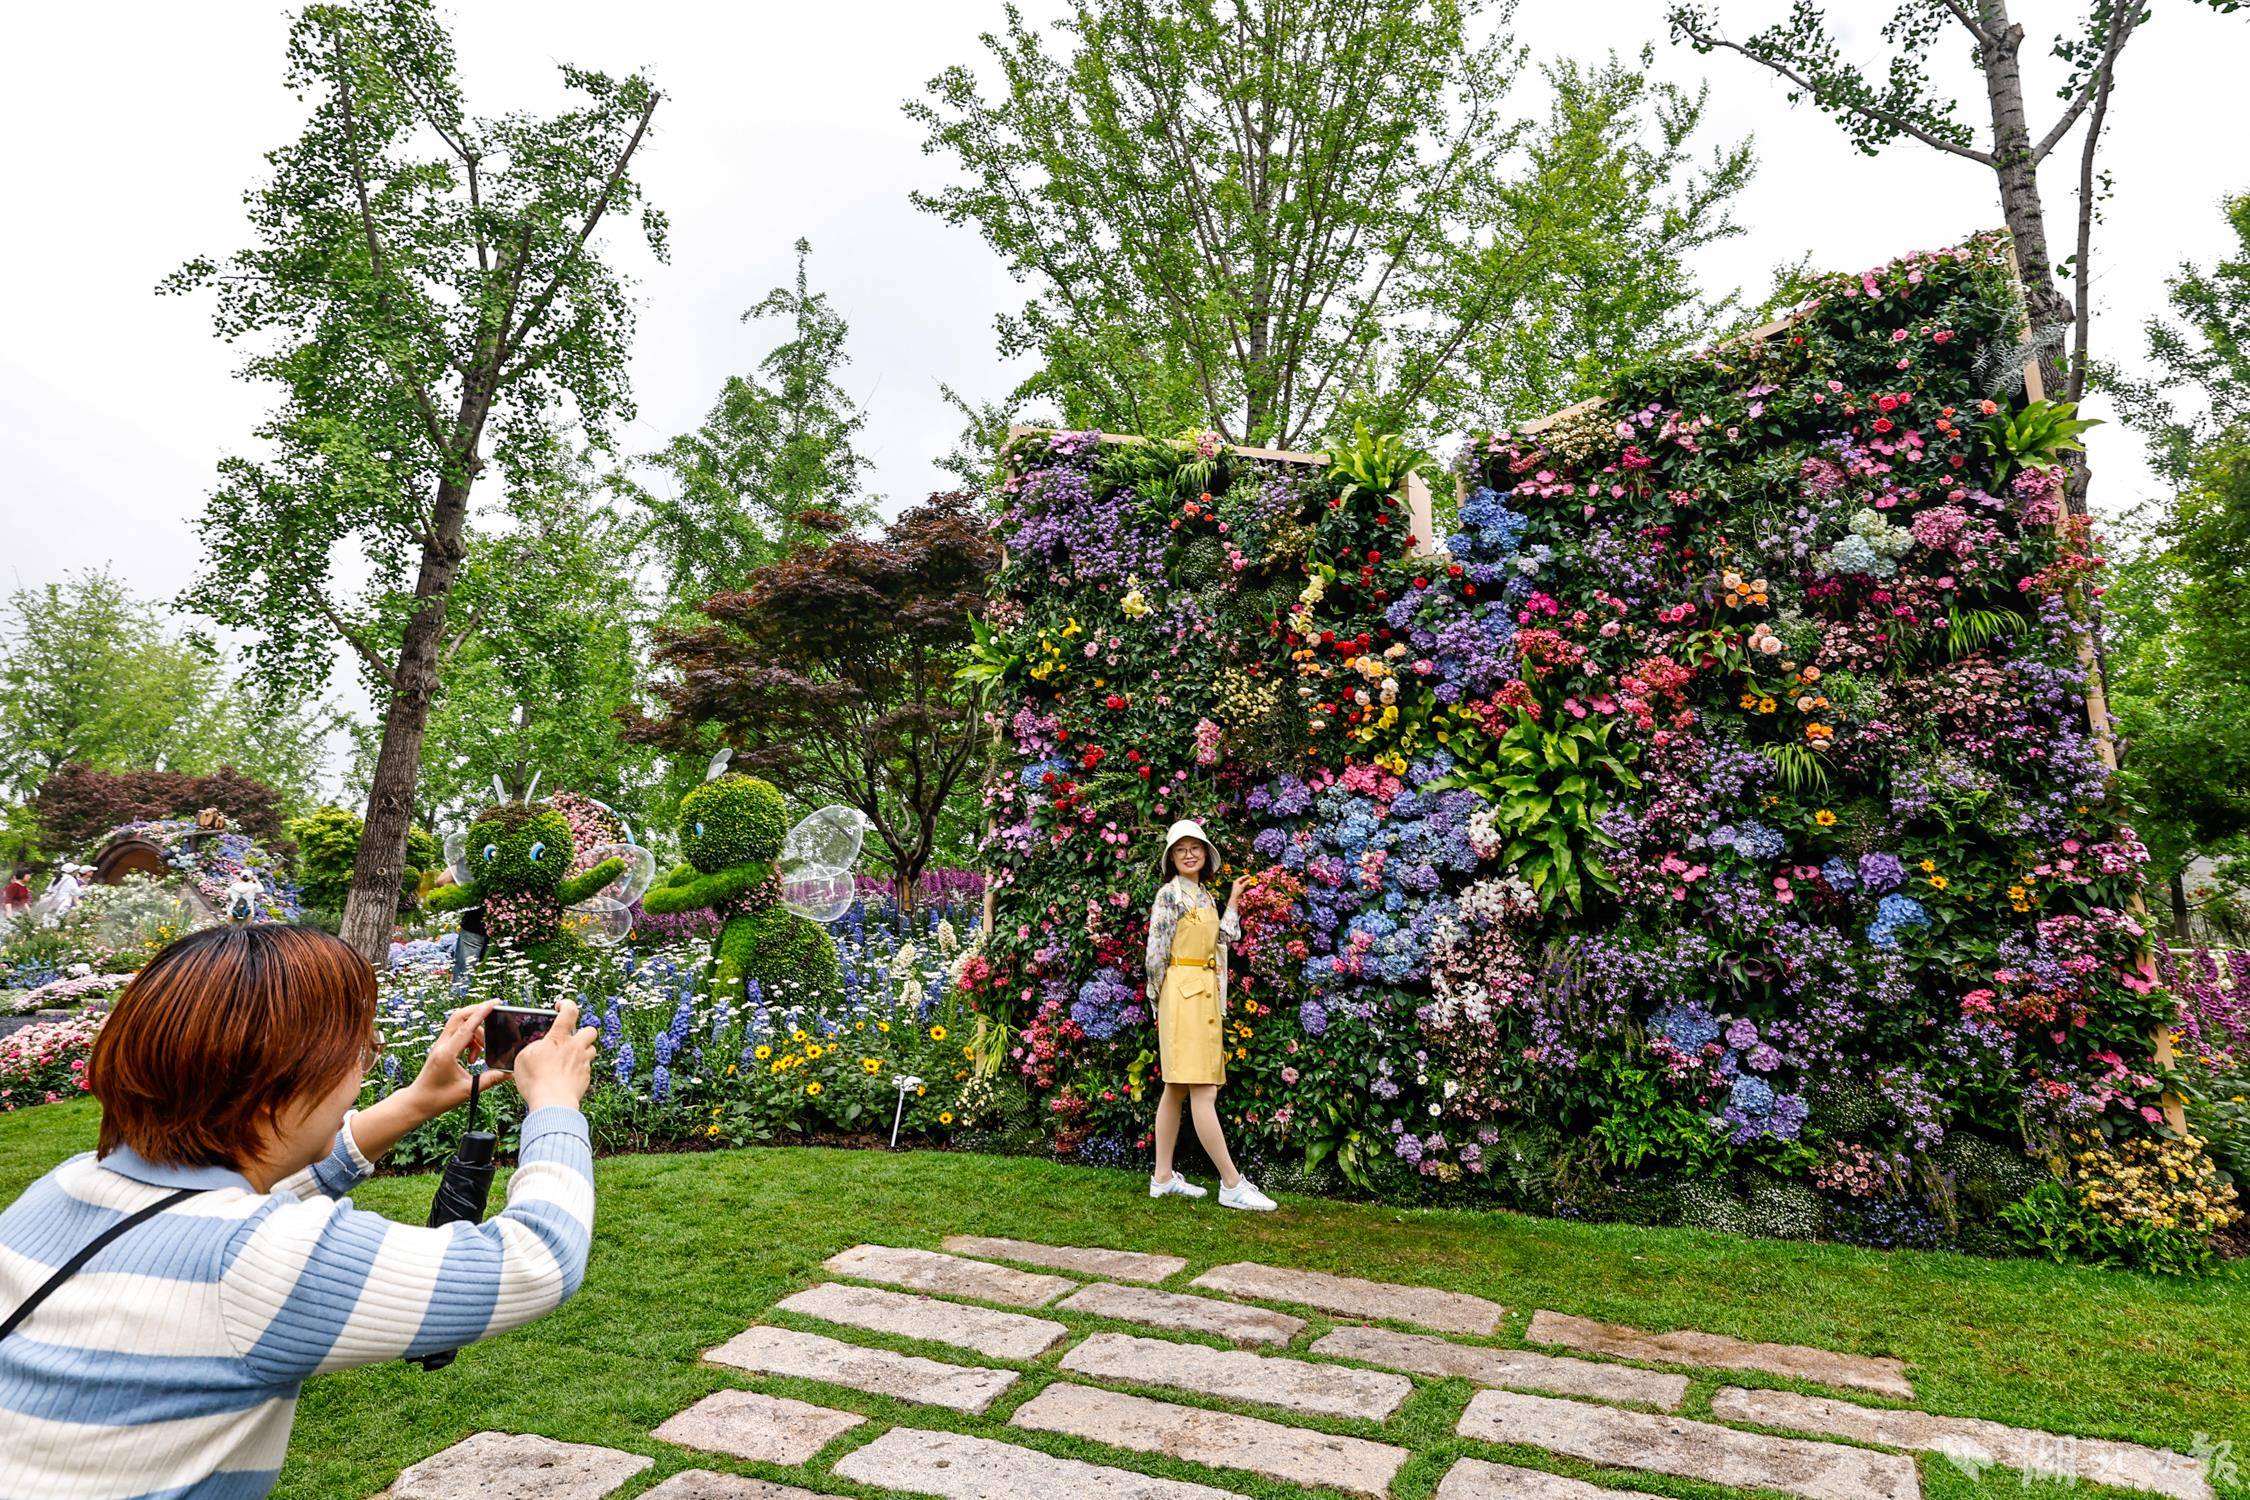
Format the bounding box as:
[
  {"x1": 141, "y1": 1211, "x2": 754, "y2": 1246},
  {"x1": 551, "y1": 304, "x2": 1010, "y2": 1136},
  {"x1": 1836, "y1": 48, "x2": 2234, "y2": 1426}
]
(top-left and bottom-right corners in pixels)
[
  {"x1": 1943, "y1": 607, "x2": 2026, "y2": 659},
  {"x1": 1761, "y1": 741, "x2": 1831, "y2": 793}
]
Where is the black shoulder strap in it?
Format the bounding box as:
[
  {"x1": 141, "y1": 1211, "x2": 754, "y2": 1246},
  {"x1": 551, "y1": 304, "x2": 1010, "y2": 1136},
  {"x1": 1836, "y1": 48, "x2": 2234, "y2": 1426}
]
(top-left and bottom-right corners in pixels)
[{"x1": 0, "y1": 1186, "x2": 201, "y2": 1343}]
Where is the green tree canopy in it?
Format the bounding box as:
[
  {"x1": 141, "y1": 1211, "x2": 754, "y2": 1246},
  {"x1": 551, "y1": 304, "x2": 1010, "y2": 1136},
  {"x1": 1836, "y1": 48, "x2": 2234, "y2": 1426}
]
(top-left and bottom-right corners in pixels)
[
  {"x1": 908, "y1": 0, "x2": 1751, "y2": 447},
  {"x1": 0, "y1": 571, "x2": 331, "y2": 860},
  {"x1": 634, "y1": 238, "x2": 877, "y2": 607},
  {"x1": 164, "y1": 0, "x2": 663, "y2": 958}
]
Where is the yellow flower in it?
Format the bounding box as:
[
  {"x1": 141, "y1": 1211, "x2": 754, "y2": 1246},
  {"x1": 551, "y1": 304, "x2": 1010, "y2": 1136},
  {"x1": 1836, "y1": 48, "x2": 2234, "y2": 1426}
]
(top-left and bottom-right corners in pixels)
[
  {"x1": 792, "y1": 1029, "x2": 807, "y2": 1042},
  {"x1": 861, "y1": 1057, "x2": 882, "y2": 1075},
  {"x1": 706, "y1": 1125, "x2": 721, "y2": 1138},
  {"x1": 806, "y1": 1081, "x2": 823, "y2": 1096},
  {"x1": 726, "y1": 1063, "x2": 738, "y2": 1076},
  {"x1": 1928, "y1": 875, "x2": 1949, "y2": 891},
  {"x1": 1918, "y1": 858, "x2": 1936, "y2": 873},
  {"x1": 1814, "y1": 809, "x2": 1837, "y2": 827},
  {"x1": 2006, "y1": 885, "x2": 2026, "y2": 900},
  {"x1": 930, "y1": 1024, "x2": 948, "y2": 1041},
  {"x1": 854, "y1": 1020, "x2": 866, "y2": 1031},
  {"x1": 1756, "y1": 696, "x2": 1776, "y2": 714},
  {"x1": 878, "y1": 1021, "x2": 890, "y2": 1033},
  {"x1": 939, "y1": 1111, "x2": 955, "y2": 1125},
  {"x1": 964, "y1": 1045, "x2": 976, "y2": 1059},
  {"x1": 805, "y1": 1043, "x2": 824, "y2": 1060},
  {"x1": 755, "y1": 1044, "x2": 772, "y2": 1060},
  {"x1": 1234, "y1": 1046, "x2": 1248, "y2": 1059}
]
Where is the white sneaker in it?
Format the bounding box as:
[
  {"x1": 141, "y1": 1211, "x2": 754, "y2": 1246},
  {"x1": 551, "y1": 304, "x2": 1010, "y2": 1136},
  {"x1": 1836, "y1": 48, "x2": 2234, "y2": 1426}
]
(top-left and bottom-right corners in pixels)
[
  {"x1": 1150, "y1": 1173, "x2": 1207, "y2": 1199},
  {"x1": 1219, "y1": 1178, "x2": 1277, "y2": 1212}
]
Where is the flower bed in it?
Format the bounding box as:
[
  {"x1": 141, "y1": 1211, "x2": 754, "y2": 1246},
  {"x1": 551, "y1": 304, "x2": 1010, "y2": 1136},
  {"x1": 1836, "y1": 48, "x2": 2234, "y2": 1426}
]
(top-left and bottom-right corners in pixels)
[
  {"x1": 0, "y1": 1013, "x2": 101, "y2": 1112},
  {"x1": 366, "y1": 894, "x2": 984, "y2": 1167},
  {"x1": 970, "y1": 235, "x2": 2233, "y2": 1266}
]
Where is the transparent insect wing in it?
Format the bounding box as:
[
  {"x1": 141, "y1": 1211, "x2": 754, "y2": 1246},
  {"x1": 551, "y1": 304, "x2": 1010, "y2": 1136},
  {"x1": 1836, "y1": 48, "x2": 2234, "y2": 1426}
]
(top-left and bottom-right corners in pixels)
[
  {"x1": 443, "y1": 831, "x2": 473, "y2": 887},
  {"x1": 777, "y1": 807, "x2": 869, "y2": 924},
  {"x1": 781, "y1": 870, "x2": 859, "y2": 924},
  {"x1": 781, "y1": 806, "x2": 870, "y2": 874},
  {"x1": 579, "y1": 843, "x2": 657, "y2": 906},
  {"x1": 561, "y1": 895, "x2": 634, "y2": 947}
]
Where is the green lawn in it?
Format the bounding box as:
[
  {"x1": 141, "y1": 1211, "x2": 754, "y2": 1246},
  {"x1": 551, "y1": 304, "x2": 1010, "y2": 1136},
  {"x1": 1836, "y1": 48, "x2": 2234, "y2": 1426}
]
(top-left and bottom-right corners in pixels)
[{"x1": 6, "y1": 1097, "x2": 2245, "y2": 1500}]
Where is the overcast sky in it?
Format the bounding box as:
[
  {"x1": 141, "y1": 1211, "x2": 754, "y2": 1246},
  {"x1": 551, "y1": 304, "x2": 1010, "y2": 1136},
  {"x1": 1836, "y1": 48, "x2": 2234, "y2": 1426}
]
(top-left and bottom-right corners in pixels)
[{"x1": 4, "y1": 0, "x2": 2243, "y2": 623}]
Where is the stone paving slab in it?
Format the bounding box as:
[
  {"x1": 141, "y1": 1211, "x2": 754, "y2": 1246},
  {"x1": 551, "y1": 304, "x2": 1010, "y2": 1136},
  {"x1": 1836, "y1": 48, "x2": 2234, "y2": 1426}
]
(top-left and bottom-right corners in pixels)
[
  {"x1": 650, "y1": 1388, "x2": 864, "y2": 1465},
  {"x1": 1528, "y1": 1310, "x2": 1914, "y2": 1399},
  {"x1": 389, "y1": 1433, "x2": 653, "y2": 1500},
  {"x1": 639, "y1": 1472, "x2": 832, "y2": 1500},
  {"x1": 1459, "y1": 1389, "x2": 1922, "y2": 1500},
  {"x1": 702, "y1": 1325, "x2": 1017, "y2": 1414},
  {"x1": 1712, "y1": 1387, "x2": 2214, "y2": 1500},
  {"x1": 834, "y1": 1425, "x2": 1246, "y2": 1500},
  {"x1": 1060, "y1": 1330, "x2": 1413, "y2": 1420},
  {"x1": 1313, "y1": 1325, "x2": 1688, "y2": 1411},
  {"x1": 1060, "y1": 1281, "x2": 1304, "y2": 1348},
  {"x1": 942, "y1": 1234, "x2": 1188, "y2": 1284},
  {"x1": 778, "y1": 1280, "x2": 1070, "y2": 1360},
  {"x1": 1438, "y1": 1458, "x2": 1673, "y2": 1500},
  {"x1": 1011, "y1": 1381, "x2": 1411, "y2": 1498},
  {"x1": 824, "y1": 1242, "x2": 1075, "y2": 1307},
  {"x1": 1190, "y1": 1260, "x2": 1504, "y2": 1336}
]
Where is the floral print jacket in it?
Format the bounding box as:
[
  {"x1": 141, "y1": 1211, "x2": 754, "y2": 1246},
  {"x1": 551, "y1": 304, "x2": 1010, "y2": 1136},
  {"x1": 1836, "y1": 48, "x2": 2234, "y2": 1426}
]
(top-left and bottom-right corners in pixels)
[{"x1": 1144, "y1": 876, "x2": 1243, "y2": 1008}]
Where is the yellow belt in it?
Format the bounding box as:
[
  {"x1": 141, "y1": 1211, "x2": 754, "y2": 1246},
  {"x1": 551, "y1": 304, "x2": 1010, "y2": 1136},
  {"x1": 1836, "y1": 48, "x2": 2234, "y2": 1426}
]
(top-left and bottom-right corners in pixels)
[{"x1": 1169, "y1": 956, "x2": 1215, "y2": 969}]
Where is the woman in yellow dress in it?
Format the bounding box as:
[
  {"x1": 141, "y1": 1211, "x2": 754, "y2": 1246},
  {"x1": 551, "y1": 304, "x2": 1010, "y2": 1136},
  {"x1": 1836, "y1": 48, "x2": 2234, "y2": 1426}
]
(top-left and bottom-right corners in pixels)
[{"x1": 1144, "y1": 819, "x2": 1277, "y2": 1211}]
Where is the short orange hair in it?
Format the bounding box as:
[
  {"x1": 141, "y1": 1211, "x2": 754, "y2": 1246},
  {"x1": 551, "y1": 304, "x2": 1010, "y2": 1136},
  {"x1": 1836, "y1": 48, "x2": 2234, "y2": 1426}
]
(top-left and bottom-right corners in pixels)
[{"x1": 89, "y1": 924, "x2": 376, "y2": 1167}]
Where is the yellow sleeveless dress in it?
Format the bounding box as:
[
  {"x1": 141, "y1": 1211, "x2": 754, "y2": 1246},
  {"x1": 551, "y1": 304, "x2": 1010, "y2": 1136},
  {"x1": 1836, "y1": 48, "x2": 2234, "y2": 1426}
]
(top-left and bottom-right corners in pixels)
[{"x1": 1156, "y1": 901, "x2": 1226, "y2": 1084}]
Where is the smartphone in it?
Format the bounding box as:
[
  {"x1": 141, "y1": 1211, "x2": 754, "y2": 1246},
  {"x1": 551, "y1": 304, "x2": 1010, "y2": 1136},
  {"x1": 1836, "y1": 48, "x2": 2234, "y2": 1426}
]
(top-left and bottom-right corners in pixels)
[{"x1": 481, "y1": 1006, "x2": 557, "y2": 1071}]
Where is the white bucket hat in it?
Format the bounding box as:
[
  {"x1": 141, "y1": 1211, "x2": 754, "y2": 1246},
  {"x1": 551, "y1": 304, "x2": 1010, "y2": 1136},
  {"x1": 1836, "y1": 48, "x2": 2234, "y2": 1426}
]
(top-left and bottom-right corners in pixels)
[{"x1": 1156, "y1": 819, "x2": 1221, "y2": 880}]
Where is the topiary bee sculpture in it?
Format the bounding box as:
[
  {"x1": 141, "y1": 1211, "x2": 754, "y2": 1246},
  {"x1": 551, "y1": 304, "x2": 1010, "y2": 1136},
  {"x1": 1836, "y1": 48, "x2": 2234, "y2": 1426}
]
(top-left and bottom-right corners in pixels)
[
  {"x1": 427, "y1": 800, "x2": 636, "y2": 966},
  {"x1": 641, "y1": 770, "x2": 865, "y2": 1006}
]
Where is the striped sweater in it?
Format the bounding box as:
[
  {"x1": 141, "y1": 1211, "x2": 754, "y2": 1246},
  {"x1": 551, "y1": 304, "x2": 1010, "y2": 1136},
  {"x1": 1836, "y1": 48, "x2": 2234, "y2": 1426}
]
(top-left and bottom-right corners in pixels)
[{"x1": 0, "y1": 1106, "x2": 594, "y2": 1500}]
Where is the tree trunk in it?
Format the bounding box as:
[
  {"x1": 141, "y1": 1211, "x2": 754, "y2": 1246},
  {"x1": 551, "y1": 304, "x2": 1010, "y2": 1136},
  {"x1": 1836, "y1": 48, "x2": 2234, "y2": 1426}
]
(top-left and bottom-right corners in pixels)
[
  {"x1": 2168, "y1": 865, "x2": 2192, "y2": 942},
  {"x1": 339, "y1": 465, "x2": 479, "y2": 963},
  {"x1": 1974, "y1": 6, "x2": 2074, "y2": 433}
]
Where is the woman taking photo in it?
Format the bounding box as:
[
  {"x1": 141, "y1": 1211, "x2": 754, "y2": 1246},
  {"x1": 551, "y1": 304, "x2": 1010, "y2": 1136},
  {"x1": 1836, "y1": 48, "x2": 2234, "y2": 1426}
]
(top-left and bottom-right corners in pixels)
[
  {"x1": 0, "y1": 924, "x2": 601, "y2": 1499},
  {"x1": 1144, "y1": 819, "x2": 1276, "y2": 1212}
]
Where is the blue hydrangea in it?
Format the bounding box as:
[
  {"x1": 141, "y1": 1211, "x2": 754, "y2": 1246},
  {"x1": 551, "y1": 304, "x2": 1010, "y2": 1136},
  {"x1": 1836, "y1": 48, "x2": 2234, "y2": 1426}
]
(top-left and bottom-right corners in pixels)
[
  {"x1": 1820, "y1": 857, "x2": 1859, "y2": 893},
  {"x1": 1653, "y1": 999, "x2": 1722, "y2": 1050},
  {"x1": 1868, "y1": 893, "x2": 1930, "y2": 950}
]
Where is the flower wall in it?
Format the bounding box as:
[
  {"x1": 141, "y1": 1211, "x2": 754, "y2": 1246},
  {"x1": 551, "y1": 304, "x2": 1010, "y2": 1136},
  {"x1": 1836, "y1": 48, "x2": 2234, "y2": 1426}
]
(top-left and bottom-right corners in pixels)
[{"x1": 973, "y1": 235, "x2": 2224, "y2": 1247}]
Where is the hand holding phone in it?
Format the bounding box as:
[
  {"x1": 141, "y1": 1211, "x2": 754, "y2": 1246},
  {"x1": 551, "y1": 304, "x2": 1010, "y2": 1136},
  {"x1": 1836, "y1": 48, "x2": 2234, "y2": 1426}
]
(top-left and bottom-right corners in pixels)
[
  {"x1": 510, "y1": 1000, "x2": 599, "y2": 1114},
  {"x1": 480, "y1": 1006, "x2": 558, "y2": 1072}
]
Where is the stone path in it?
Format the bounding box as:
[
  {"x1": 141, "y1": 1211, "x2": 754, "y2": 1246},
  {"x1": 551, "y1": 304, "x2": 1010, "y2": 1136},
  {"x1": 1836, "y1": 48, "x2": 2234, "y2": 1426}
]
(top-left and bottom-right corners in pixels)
[
  {"x1": 383, "y1": 1233, "x2": 2221, "y2": 1500},
  {"x1": 1710, "y1": 1388, "x2": 2214, "y2": 1500},
  {"x1": 1059, "y1": 1281, "x2": 1304, "y2": 1348},
  {"x1": 1437, "y1": 1458, "x2": 1672, "y2": 1500},
  {"x1": 833, "y1": 1426, "x2": 1244, "y2": 1499},
  {"x1": 387, "y1": 1434, "x2": 651, "y2": 1500},
  {"x1": 650, "y1": 1389, "x2": 864, "y2": 1466},
  {"x1": 1060, "y1": 1329, "x2": 1413, "y2": 1420},
  {"x1": 1011, "y1": 1382, "x2": 1411, "y2": 1498},
  {"x1": 702, "y1": 1325, "x2": 1018, "y2": 1414},
  {"x1": 1312, "y1": 1324, "x2": 1689, "y2": 1410},
  {"x1": 823, "y1": 1243, "x2": 1075, "y2": 1307},
  {"x1": 778, "y1": 1280, "x2": 1070, "y2": 1360},
  {"x1": 1528, "y1": 1309, "x2": 1914, "y2": 1399},
  {"x1": 942, "y1": 1234, "x2": 1188, "y2": 1284},
  {"x1": 1459, "y1": 1389, "x2": 1924, "y2": 1500},
  {"x1": 640, "y1": 1473, "x2": 828, "y2": 1500},
  {"x1": 1190, "y1": 1260, "x2": 1505, "y2": 1335}
]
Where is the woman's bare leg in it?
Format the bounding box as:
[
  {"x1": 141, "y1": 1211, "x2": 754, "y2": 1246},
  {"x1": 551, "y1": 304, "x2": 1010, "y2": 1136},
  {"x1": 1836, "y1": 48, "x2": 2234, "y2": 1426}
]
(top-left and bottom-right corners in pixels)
[
  {"x1": 1152, "y1": 1082, "x2": 1187, "y2": 1182},
  {"x1": 1187, "y1": 1084, "x2": 1241, "y2": 1187}
]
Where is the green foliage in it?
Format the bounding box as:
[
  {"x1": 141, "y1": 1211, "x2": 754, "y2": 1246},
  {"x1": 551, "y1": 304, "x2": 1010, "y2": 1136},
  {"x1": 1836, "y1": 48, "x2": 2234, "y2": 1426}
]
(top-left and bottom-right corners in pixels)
[
  {"x1": 2000, "y1": 1181, "x2": 2218, "y2": 1278},
  {"x1": 631, "y1": 238, "x2": 877, "y2": 605},
  {"x1": 679, "y1": 775, "x2": 788, "y2": 873},
  {"x1": 911, "y1": 1, "x2": 1751, "y2": 443},
  {"x1": 465, "y1": 804, "x2": 577, "y2": 897},
  {"x1": 1324, "y1": 420, "x2": 1432, "y2": 507},
  {"x1": 0, "y1": 571, "x2": 330, "y2": 849},
  {"x1": 1442, "y1": 708, "x2": 1641, "y2": 912},
  {"x1": 727, "y1": 906, "x2": 844, "y2": 1009},
  {"x1": 287, "y1": 806, "x2": 437, "y2": 914},
  {"x1": 404, "y1": 447, "x2": 662, "y2": 836},
  {"x1": 1978, "y1": 399, "x2": 2101, "y2": 484}
]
